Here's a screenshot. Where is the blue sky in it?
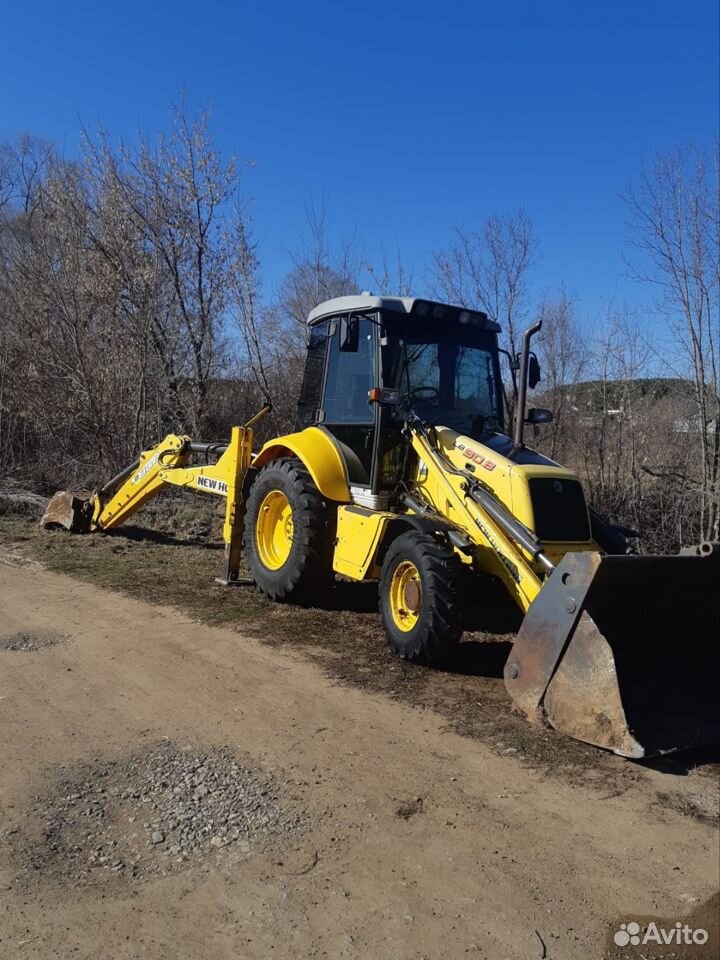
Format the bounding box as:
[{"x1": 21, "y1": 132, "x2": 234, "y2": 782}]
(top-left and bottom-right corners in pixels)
[{"x1": 1, "y1": 0, "x2": 718, "y2": 321}]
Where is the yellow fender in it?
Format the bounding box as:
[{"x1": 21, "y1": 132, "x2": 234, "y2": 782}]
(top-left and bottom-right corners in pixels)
[{"x1": 253, "y1": 427, "x2": 351, "y2": 503}]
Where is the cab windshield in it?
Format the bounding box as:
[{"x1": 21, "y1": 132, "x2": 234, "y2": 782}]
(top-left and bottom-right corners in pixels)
[{"x1": 385, "y1": 330, "x2": 502, "y2": 436}]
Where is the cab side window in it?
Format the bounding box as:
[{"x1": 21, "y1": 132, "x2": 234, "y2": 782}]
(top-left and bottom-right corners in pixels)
[
  {"x1": 322, "y1": 318, "x2": 375, "y2": 424},
  {"x1": 296, "y1": 322, "x2": 329, "y2": 429}
]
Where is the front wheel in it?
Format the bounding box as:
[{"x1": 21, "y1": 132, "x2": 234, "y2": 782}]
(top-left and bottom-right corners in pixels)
[
  {"x1": 244, "y1": 457, "x2": 335, "y2": 602},
  {"x1": 379, "y1": 530, "x2": 463, "y2": 665}
]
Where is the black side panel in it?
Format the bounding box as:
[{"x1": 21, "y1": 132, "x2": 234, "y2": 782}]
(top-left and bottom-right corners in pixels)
[
  {"x1": 320, "y1": 428, "x2": 371, "y2": 486},
  {"x1": 529, "y1": 477, "x2": 590, "y2": 542}
]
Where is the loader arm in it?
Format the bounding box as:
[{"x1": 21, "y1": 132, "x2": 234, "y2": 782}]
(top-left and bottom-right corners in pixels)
[
  {"x1": 404, "y1": 418, "x2": 719, "y2": 758},
  {"x1": 408, "y1": 420, "x2": 547, "y2": 613}
]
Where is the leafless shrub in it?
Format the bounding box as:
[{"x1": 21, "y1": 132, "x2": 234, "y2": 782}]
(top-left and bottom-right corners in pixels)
[{"x1": 624, "y1": 143, "x2": 720, "y2": 541}]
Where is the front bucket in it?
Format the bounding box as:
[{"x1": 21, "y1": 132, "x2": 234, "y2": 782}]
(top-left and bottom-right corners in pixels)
[
  {"x1": 40, "y1": 491, "x2": 92, "y2": 533},
  {"x1": 505, "y1": 547, "x2": 720, "y2": 757}
]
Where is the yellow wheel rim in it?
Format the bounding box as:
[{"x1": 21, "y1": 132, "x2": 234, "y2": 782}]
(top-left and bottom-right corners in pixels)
[
  {"x1": 389, "y1": 560, "x2": 422, "y2": 632},
  {"x1": 256, "y1": 490, "x2": 294, "y2": 570}
]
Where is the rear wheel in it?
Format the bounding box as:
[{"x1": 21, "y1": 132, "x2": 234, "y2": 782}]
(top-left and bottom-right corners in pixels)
[
  {"x1": 244, "y1": 458, "x2": 335, "y2": 602},
  {"x1": 379, "y1": 530, "x2": 463, "y2": 664}
]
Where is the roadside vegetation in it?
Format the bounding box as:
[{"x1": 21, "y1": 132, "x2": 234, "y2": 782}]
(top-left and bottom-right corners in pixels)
[{"x1": 0, "y1": 107, "x2": 718, "y2": 553}]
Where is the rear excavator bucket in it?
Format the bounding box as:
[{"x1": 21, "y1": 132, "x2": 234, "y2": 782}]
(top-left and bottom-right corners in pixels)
[
  {"x1": 504, "y1": 544, "x2": 720, "y2": 758},
  {"x1": 40, "y1": 491, "x2": 92, "y2": 533}
]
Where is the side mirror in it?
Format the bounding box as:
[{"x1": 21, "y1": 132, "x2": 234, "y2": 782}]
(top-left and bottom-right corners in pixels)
[
  {"x1": 339, "y1": 315, "x2": 359, "y2": 352},
  {"x1": 526, "y1": 407, "x2": 553, "y2": 425},
  {"x1": 528, "y1": 353, "x2": 541, "y2": 389}
]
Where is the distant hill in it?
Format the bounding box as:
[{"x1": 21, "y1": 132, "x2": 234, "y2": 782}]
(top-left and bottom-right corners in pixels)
[{"x1": 536, "y1": 377, "x2": 698, "y2": 413}]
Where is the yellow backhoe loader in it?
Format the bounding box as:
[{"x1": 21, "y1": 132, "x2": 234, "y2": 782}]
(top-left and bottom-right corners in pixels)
[{"x1": 42, "y1": 295, "x2": 719, "y2": 758}]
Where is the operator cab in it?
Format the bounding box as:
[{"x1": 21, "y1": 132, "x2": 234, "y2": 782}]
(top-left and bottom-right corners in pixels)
[{"x1": 296, "y1": 295, "x2": 503, "y2": 506}]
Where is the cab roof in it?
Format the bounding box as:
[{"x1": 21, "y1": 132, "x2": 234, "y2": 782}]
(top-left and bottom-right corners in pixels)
[{"x1": 307, "y1": 294, "x2": 500, "y2": 332}]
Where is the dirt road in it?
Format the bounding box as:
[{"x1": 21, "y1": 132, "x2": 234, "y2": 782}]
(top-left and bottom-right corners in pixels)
[{"x1": 0, "y1": 557, "x2": 718, "y2": 960}]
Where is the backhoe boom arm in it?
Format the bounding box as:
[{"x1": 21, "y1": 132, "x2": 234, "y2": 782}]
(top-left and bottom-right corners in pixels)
[
  {"x1": 41, "y1": 406, "x2": 271, "y2": 584},
  {"x1": 91, "y1": 434, "x2": 191, "y2": 530}
]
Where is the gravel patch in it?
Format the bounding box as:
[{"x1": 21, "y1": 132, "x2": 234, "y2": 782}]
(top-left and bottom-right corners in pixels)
[
  {"x1": 0, "y1": 630, "x2": 70, "y2": 651},
  {"x1": 9, "y1": 742, "x2": 305, "y2": 885}
]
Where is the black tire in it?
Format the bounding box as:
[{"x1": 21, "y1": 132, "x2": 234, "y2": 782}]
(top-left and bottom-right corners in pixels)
[
  {"x1": 379, "y1": 530, "x2": 463, "y2": 665},
  {"x1": 244, "y1": 457, "x2": 335, "y2": 602}
]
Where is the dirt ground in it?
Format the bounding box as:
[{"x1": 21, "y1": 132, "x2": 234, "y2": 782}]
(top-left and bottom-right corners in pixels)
[{"x1": 0, "y1": 513, "x2": 718, "y2": 959}]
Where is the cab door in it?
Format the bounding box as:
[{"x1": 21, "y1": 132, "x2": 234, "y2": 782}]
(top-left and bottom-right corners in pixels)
[{"x1": 319, "y1": 314, "x2": 378, "y2": 488}]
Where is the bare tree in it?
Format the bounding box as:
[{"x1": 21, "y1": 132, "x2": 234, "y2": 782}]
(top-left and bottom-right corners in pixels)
[
  {"x1": 365, "y1": 243, "x2": 414, "y2": 296},
  {"x1": 237, "y1": 199, "x2": 359, "y2": 434},
  {"x1": 624, "y1": 144, "x2": 720, "y2": 540},
  {"x1": 0, "y1": 134, "x2": 55, "y2": 216},
  {"x1": 533, "y1": 287, "x2": 588, "y2": 461},
  {"x1": 583, "y1": 310, "x2": 654, "y2": 534},
  {"x1": 539, "y1": 302, "x2": 703, "y2": 553},
  {"x1": 0, "y1": 106, "x2": 251, "y2": 488},
  {"x1": 82, "y1": 103, "x2": 240, "y2": 436},
  {"x1": 430, "y1": 210, "x2": 536, "y2": 355},
  {"x1": 0, "y1": 157, "x2": 127, "y2": 474},
  {"x1": 276, "y1": 198, "x2": 358, "y2": 335},
  {"x1": 226, "y1": 209, "x2": 289, "y2": 434}
]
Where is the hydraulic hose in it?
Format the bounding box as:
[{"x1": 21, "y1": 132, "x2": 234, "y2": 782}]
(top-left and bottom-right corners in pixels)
[{"x1": 99, "y1": 458, "x2": 141, "y2": 497}]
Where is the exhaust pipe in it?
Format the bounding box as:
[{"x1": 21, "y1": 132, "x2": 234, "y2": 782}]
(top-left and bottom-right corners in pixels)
[{"x1": 513, "y1": 320, "x2": 542, "y2": 451}]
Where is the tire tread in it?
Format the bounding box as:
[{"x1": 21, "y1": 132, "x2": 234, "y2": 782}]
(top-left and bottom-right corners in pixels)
[
  {"x1": 379, "y1": 530, "x2": 463, "y2": 665},
  {"x1": 244, "y1": 457, "x2": 334, "y2": 602}
]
